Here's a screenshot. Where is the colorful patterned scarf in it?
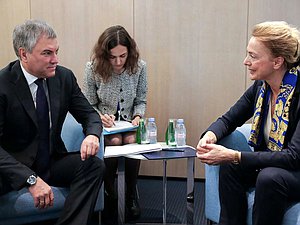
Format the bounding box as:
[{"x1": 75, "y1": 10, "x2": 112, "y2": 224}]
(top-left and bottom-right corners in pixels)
[{"x1": 248, "y1": 67, "x2": 299, "y2": 151}]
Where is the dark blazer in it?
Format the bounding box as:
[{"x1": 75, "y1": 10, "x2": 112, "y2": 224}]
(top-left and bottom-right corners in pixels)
[
  {"x1": 206, "y1": 77, "x2": 300, "y2": 171},
  {"x1": 0, "y1": 60, "x2": 102, "y2": 190}
]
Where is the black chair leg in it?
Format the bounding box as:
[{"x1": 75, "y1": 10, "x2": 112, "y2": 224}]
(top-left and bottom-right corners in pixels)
[{"x1": 207, "y1": 219, "x2": 215, "y2": 225}]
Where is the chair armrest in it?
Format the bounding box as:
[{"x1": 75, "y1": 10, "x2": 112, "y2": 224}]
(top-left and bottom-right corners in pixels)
[
  {"x1": 205, "y1": 124, "x2": 253, "y2": 222},
  {"x1": 205, "y1": 164, "x2": 220, "y2": 222},
  {"x1": 218, "y1": 124, "x2": 253, "y2": 152},
  {"x1": 61, "y1": 113, "x2": 104, "y2": 211}
]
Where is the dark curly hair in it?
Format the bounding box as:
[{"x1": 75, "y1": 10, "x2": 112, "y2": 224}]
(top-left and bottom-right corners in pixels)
[{"x1": 91, "y1": 25, "x2": 140, "y2": 82}]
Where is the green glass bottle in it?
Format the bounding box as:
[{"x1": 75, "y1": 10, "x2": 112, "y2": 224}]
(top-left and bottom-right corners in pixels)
[
  {"x1": 167, "y1": 119, "x2": 176, "y2": 146},
  {"x1": 140, "y1": 118, "x2": 149, "y2": 144},
  {"x1": 136, "y1": 118, "x2": 143, "y2": 144},
  {"x1": 137, "y1": 118, "x2": 148, "y2": 144}
]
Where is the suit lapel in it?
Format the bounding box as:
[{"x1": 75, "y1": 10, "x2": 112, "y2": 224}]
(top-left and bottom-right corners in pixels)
[
  {"x1": 11, "y1": 61, "x2": 38, "y2": 127},
  {"x1": 10, "y1": 61, "x2": 62, "y2": 130}
]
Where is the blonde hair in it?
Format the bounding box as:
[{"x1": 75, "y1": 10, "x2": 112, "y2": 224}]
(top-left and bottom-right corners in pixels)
[{"x1": 252, "y1": 21, "x2": 300, "y2": 69}]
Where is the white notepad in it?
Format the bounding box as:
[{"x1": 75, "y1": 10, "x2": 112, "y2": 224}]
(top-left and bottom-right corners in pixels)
[
  {"x1": 104, "y1": 143, "x2": 162, "y2": 158},
  {"x1": 103, "y1": 121, "x2": 138, "y2": 135}
]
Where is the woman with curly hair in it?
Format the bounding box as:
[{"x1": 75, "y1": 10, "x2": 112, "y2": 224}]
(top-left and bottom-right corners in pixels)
[{"x1": 83, "y1": 25, "x2": 147, "y2": 223}]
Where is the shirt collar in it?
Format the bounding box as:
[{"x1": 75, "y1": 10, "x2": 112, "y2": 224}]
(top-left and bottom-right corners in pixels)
[{"x1": 20, "y1": 62, "x2": 39, "y2": 86}]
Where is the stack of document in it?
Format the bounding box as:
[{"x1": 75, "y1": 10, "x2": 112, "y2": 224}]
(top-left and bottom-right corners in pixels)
[
  {"x1": 103, "y1": 121, "x2": 138, "y2": 135},
  {"x1": 104, "y1": 143, "x2": 162, "y2": 158}
]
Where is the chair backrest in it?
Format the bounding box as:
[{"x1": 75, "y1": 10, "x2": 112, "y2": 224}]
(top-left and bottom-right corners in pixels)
[
  {"x1": 61, "y1": 113, "x2": 85, "y2": 152},
  {"x1": 217, "y1": 123, "x2": 253, "y2": 152},
  {"x1": 236, "y1": 123, "x2": 252, "y2": 142},
  {"x1": 61, "y1": 113, "x2": 104, "y2": 158},
  {"x1": 205, "y1": 123, "x2": 253, "y2": 223}
]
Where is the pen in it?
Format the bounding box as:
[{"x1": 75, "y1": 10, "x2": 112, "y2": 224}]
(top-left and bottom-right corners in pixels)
[
  {"x1": 163, "y1": 147, "x2": 186, "y2": 152},
  {"x1": 117, "y1": 102, "x2": 121, "y2": 122},
  {"x1": 109, "y1": 115, "x2": 116, "y2": 126}
]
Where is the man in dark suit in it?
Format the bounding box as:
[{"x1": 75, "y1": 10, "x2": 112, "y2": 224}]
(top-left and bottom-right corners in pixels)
[{"x1": 0, "y1": 19, "x2": 105, "y2": 225}]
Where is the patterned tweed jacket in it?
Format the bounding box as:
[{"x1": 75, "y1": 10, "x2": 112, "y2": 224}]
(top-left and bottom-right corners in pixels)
[{"x1": 83, "y1": 59, "x2": 147, "y2": 121}]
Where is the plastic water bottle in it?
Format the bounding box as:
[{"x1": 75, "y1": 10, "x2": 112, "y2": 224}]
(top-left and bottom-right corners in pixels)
[
  {"x1": 175, "y1": 119, "x2": 186, "y2": 146},
  {"x1": 147, "y1": 117, "x2": 157, "y2": 144}
]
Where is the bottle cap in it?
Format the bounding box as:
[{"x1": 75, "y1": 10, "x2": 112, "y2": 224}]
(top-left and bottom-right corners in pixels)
[
  {"x1": 177, "y1": 119, "x2": 184, "y2": 123},
  {"x1": 148, "y1": 117, "x2": 155, "y2": 122}
]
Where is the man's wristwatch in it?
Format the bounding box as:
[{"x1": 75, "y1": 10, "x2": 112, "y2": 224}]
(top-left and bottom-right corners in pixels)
[{"x1": 26, "y1": 174, "x2": 38, "y2": 186}]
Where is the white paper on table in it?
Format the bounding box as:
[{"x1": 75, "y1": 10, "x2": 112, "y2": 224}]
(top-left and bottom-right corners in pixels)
[
  {"x1": 104, "y1": 143, "x2": 162, "y2": 158},
  {"x1": 158, "y1": 142, "x2": 196, "y2": 150}
]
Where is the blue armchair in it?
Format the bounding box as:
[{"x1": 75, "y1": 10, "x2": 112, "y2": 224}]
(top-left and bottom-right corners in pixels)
[
  {"x1": 205, "y1": 123, "x2": 300, "y2": 225},
  {"x1": 0, "y1": 113, "x2": 104, "y2": 225}
]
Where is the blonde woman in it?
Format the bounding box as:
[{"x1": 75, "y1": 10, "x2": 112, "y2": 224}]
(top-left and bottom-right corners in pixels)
[{"x1": 197, "y1": 21, "x2": 300, "y2": 225}]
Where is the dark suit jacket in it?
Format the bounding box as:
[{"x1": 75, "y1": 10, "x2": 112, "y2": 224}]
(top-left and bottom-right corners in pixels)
[
  {"x1": 206, "y1": 77, "x2": 300, "y2": 171},
  {"x1": 0, "y1": 60, "x2": 102, "y2": 190}
]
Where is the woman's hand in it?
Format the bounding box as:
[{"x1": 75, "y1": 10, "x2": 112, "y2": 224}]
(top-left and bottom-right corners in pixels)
[
  {"x1": 100, "y1": 114, "x2": 115, "y2": 127},
  {"x1": 196, "y1": 131, "x2": 217, "y2": 154},
  {"x1": 132, "y1": 116, "x2": 141, "y2": 126},
  {"x1": 196, "y1": 143, "x2": 237, "y2": 165},
  {"x1": 196, "y1": 131, "x2": 239, "y2": 165}
]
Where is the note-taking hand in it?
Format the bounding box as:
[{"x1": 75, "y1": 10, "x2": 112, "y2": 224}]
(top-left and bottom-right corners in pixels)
[{"x1": 101, "y1": 114, "x2": 115, "y2": 128}]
